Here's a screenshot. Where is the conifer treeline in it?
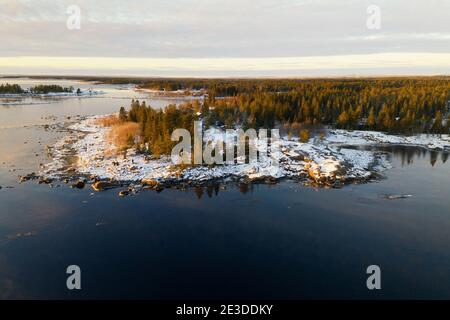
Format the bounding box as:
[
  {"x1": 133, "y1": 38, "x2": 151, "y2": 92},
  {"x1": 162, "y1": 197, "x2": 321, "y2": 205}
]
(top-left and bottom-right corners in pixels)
[
  {"x1": 119, "y1": 78, "x2": 450, "y2": 155},
  {"x1": 0, "y1": 83, "x2": 74, "y2": 94},
  {"x1": 0, "y1": 83, "x2": 24, "y2": 94},
  {"x1": 204, "y1": 79, "x2": 450, "y2": 134},
  {"x1": 30, "y1": 85, "x2": 73, "y2": 94},
  {"x1": 137, "y1": 78, "x2": 450, "y2": 133}
]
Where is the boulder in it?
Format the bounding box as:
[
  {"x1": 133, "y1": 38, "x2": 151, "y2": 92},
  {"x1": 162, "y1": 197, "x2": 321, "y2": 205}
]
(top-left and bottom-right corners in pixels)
[
  {"x1": 264, "y1": 176, "x2": 278, "y2": 185},
  {"x1": 244, "y1": 175, "x2": 265, "y2": 183},
  {"x1": 118, "y1": 190, "x2": 129, "y2": 197},
  {"x1": 71, "y1": 180, "x2": 85, "y2": 189},
  {"x1": 385, "y1": 194, "x2": 412, "y2": 200},
  {"x1": 141, "y1": 179, "x2": 159, "y2": 188},
  {"x1": 332, "y1": 179, "x2": 344, "y2": 188},
  {"x1": 92, "y1": 181, "x2": 117, "y2": 191},
  {"x1": 38, "y1": 177, "x2": 53, "y2": 184},
  {"x1": 18, "y1": 172, "x2": 37, "y2": 183}
]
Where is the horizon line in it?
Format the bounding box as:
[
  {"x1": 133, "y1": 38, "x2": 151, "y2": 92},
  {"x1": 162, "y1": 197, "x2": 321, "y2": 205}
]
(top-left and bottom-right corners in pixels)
[
  {"x1": 1, "y1": 74, "x2": 450, "y2": 80},
  {"x1": 1, "y1": 53, "x2": 450, "y2": 77}
]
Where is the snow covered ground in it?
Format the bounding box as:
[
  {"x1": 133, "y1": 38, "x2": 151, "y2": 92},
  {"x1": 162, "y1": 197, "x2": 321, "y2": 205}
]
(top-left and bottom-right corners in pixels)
[{"x1": 40, "y1": 115, "x2": 450, "y2": 188}]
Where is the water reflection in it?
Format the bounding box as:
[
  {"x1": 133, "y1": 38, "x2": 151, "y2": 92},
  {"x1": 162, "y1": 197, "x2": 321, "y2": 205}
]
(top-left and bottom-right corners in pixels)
[
  {"x1": 170, "y1": 144, "x2": 450, "y2": 201},
  {"x1": 192, "y1": 182, "x2": 257, "y2": 199},
  {"x1": 194, "y1": 184, "x2": 225, "y2": 199},
  {"x1": 343, "y1": 145, "x2": 450, "y2": 167}
]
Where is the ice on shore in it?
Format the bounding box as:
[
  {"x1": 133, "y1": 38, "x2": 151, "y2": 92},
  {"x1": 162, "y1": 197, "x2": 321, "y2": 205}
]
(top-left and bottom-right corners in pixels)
[{"x1": 40, "y1": 116, "x2": 450, "y2": 187}]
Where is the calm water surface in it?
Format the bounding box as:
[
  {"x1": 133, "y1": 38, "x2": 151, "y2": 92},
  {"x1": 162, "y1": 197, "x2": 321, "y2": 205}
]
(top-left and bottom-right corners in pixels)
[{"x1": 1, "y1": 78, "x2": 450, "y2": 299}]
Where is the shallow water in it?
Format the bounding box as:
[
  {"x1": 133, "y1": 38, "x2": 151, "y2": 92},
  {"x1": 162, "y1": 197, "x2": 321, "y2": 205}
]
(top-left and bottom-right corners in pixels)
[{"x1": 1, "y1": 78, "x2": 450, "y2": 299}]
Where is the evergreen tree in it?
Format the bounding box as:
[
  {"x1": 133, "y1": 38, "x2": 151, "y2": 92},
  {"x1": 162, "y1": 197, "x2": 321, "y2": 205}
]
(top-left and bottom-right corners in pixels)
[
  {"x1": 119, "y1": 107, "x2": 127, "y2": 122},
  {"x1": 367, "y1": 108, "x2": 376, "y2": 129}
]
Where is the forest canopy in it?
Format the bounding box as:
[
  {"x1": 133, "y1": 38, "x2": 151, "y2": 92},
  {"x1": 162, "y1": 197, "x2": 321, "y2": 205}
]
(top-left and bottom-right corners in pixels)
[
  {"x1": 117, "y1": 77, "x2": 450, "y2": 156},
  {"x1": 26, "y1": 76, "x2": 450, "y2": 133}
]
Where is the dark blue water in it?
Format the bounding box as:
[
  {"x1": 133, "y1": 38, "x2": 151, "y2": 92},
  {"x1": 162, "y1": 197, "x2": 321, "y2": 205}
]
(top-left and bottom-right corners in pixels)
[{"x1": 1, "y1": 79, "x2": 450, "y2": 299}]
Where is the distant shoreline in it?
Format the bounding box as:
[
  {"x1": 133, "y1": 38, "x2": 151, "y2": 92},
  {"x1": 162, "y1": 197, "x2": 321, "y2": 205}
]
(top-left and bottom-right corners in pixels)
[{"x1": 0, "y1": 91, "x2": 104, "y2": 98}]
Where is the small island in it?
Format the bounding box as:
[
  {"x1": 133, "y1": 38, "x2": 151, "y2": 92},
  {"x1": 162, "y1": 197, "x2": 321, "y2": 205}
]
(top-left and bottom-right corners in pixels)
[
  {"x1": 35, "y1": 77, "x2": 450, "y2": 196},
  {"x1": 0, "y1": 83, "x2": 97, "y2": 97},
  {"x1": 29, "y1": 84, "x2": 74, "y2": 94}
]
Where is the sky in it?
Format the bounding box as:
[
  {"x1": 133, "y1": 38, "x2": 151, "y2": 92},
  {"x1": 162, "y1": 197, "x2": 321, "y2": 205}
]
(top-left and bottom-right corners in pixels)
[{"x1": 0, "y1": 0, "x2": 449, "y2": 77}]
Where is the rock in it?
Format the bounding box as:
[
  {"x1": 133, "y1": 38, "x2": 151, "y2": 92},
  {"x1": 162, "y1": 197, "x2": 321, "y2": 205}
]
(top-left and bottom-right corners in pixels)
[
  {"x1": 38, "y1": 177, "x2": 53, "y2": 184},
  {"x1": 264, "y1": 176, "x2": 278, "y2": 185},
  {"x1": 127, "y1": 184, "x2": 142, "y2": 195},
  {"x1": 92, "y1": 181, "x2": 117, "y2": 191},
  {"x1": 245, "y1": 175, "x2": 266, "y2": 183},
  {"x1": 385, "y1": 194, "x2": 412, "y2": 200},
  {"x1": 71, "y1": 180, "x2": 85, "y2": 189},
  {"x1": 141, "y1": 179, "x2": 158, "y2": 187},
  {"x1": 141, "y1": 178, "x2": 164, "y2": 192},
  {"x1": 332, "y1": 180, "x2": 344, "y2": 188},
  {"x1": 176, "y1": 184, "x2": 186, "y2": 191},
  {"x1": 131, "y1": 183, "x2": 142, "y2": 191},
  {"x1": 7, "y1": 231, "x2": 36, "y2": 240},
  {"x1": 118, "y1": 190, "x2": 129, "y2": 197},
  {"x1": 18, "y1": 172, "x2": 37, "y2": 183}
]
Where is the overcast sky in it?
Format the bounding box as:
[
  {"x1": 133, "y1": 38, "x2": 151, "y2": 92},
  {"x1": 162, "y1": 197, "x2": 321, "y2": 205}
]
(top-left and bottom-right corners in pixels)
[{"x1": 1, "y1": 0, "x2": 449, "y2": 76}]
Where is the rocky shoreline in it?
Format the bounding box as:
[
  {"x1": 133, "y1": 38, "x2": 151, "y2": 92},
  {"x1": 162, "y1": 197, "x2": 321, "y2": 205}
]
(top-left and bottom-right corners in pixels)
[{"x1": 23, "y1": 115, "x2": 450, "y2": 197}]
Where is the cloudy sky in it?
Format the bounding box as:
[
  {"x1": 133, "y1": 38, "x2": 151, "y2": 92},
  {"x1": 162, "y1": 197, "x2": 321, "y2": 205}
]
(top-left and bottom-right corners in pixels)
[{"x1": 0, "y1": 0, "x2": 449, "y2": 76}]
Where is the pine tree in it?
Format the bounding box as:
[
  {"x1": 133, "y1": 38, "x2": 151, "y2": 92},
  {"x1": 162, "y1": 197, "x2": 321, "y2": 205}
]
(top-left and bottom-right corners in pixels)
[
  {"x1": 431, "y1": 111, "x2": 443, "y2": 134},
  {"x1": 367, "y1": 108, "x2": 376, "y2": 129},
  {"x1": 119, "y1": 107, "x2": 127, "y2": 122},
  {"x1": 337, "y1": 110, "x2": 350, "y2": 129}
]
